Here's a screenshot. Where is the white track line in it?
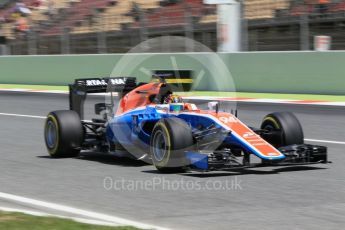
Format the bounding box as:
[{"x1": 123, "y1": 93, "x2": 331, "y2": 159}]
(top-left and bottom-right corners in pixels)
[
  {"x1": 305, "y1": 138, "x2": 345, "y2": 145},
  {"x1": 0, "y1": 192, "x2": 169, "y2": 230},
  {"x1": 0, "y1": 207, "x2": 119, "y2": 227},
  {"x1": 183, "y1": 96, "x2": 345, "y2": 107},
  {"x1": 0, "y1": 112, "x2": 344, "y2": 146},
  {"x1": 0, "y1": 112, "x2": 46, "y2": 119}
]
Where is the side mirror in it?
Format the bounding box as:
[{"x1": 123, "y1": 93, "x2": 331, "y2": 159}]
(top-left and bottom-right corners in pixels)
[
  {"x1": 155, "y1": 104, "x2": 169, "y2": 112},
  {"x1": 208, "y1": 101, "x2": 219, "y2": 113},
  {"x1": 95, "y1": 103, "x2": 106, "y2": 115}
]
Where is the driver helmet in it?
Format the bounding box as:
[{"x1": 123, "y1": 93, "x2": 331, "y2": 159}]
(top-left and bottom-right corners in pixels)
[{"x1": 164, "y1": 94, "x2": 183, "y2": 104}]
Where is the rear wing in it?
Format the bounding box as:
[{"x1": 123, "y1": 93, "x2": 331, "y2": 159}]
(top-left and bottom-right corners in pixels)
[{"x1": 69, "y1": 77, "x2": 137, "y2": 119}]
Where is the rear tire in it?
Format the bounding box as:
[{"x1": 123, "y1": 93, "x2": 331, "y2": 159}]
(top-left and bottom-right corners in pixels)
[
  {"x1": 44, "y1": 110, "x2": 84, "y2": 158},
  {"x1": 261, "y1": 112, "x2": 304, "y2": 148},
  {"x1": 150, "y1": 117, "x2": 194, "y2": 173}
]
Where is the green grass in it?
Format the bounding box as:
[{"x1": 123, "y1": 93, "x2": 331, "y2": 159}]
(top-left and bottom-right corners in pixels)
[
  {"x1": 0, "y1": 211, "x2": 140, "y2": 230},
  {"x1": 1, "y1": 84, "x2": 345, "y2": 102},
  {"x1": 0, "y1": 84, "x2": 68, "y2": 91}
]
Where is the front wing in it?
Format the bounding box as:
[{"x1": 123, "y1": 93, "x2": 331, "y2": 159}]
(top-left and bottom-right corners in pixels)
[{"x1": 185, "y1": 144, "x2": 328, "y2": 171}]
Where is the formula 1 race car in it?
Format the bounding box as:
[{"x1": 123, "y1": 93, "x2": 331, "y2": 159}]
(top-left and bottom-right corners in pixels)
[{"x1": 44, "y1": 76, "x2": 328, "y2": 172}]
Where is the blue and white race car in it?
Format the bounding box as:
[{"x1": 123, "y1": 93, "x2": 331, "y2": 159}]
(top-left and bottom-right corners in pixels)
[{"x1": 44, "y1": 76, "x2": 328, "y2": 173}]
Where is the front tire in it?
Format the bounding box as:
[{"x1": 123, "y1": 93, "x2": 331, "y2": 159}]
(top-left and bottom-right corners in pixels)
[
  {"x1": 44, "y1": 110, "x2": 84, "y2": 158},
  {"x1": 261, "y1": 112, "x2": 304, "y2": 148},
  {"x1": 150, "y1": 117, "x2": 194, "y2": 173}
]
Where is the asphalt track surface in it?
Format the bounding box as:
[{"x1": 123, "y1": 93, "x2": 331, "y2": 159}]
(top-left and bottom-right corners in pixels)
[{"x1": 0, "y1": 92, "x2": 345, "y2": 230}]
